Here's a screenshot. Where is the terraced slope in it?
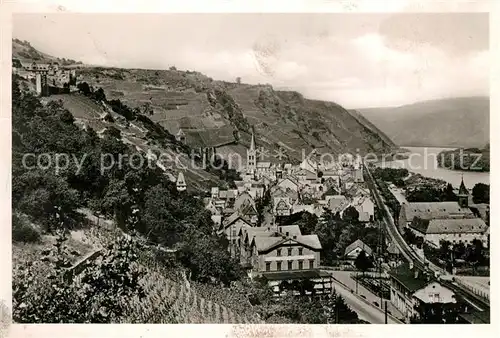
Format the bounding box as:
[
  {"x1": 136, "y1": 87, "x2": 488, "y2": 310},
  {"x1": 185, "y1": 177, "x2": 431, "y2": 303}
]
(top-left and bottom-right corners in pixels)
[{"x1": 45, "y1": 93, "x2": 222, "y2": 191}]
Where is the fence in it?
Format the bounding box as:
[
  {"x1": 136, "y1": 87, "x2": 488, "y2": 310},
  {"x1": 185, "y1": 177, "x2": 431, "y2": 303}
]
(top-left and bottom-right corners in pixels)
[{"x1": 453, "y1": 278, "x2": 490, "y2": 302}]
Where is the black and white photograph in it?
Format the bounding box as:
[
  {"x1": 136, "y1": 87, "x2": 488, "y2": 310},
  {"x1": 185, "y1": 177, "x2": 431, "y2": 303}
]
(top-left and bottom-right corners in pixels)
[{"x1": 1, "y1": 1, "x2": 494, "y2": 334}]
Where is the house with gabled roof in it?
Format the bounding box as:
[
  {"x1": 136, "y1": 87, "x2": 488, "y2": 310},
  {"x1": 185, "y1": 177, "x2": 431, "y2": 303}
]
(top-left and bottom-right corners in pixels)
[
  {"x1": 389, "y1": 263, "x2": 457, "y2": 323},
  {"x1": 276, "y1": 177, "x2": 299, "y2": 192},
  {"x1": 408, "y1": 217, "x2": 488, "y2": 248},
  {"x1": 344, "y1": 239, "x2": 373, "y2": 259},
  {"x1": 218, "y1": 211, "x2": 254, "y2": 257},
  {"x1": 274, "y1": 197, "x2": 293, "y2": 216}
]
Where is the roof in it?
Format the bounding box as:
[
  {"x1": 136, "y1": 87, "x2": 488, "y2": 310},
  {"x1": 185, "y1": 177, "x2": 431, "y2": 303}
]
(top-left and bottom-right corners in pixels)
[
  {"x1": 234, "y1": 192, "x2": 256, "y2": 210},
  {"x1": 469, "y1": 203, "x2": 489, "y2": 221},
  {"x1": 387, "y1": 242, "x2": 400, "y2": 255},
  {"x1": 277, "y1": 225, "x2": 302, "y2": 237},
  {"x1": 252, "y1": 233, "x2": 322, "y2": 252},
  {"x1": 344, "y1": 239, "x2": 373, "y2": 256},
  {"x1": 388, "y1": 264, "x2": 430, "y2": 292},
  {"x1": 222, "y1": 211, "x2": 252, "y2": 228},
  {"x1": 176, "y1": 172, "x2": 186, "y2": 185},
  {"x1": 296, "y1": 235, "x2": 322, "y2": 250},
  {"x1": 458, "y1": 309, "x2": 490, "y2": 324},
  {"x1": 401, "y1": 202, "x2": 474, "y2": 221},
  {"x1": 458, "y1": 177, "x2": 469, "y2": 196},
  {"x1": 426, "y1": 218, "x2": 487, "y2": 234},
  {"x1": 261, "y1": 269, "x2": 331, "y2": 281},
  {"x1": 295, "y1": 168, "x2": 317, "y2": 180},
  {"x1": 326, "y1": 195, "x2": 349, "y2": 212},
  {"x1": 257, "y1": 162, "x2": 271, "y2": 168},
  {"x1": 277, "y1": 177, "x2": 299, "y2": 188},
  {"x1": 250, "y1": 130, "x2": 256, "y2": 150},
  {"x1": 253, "y1": 236, "x2": 284, "y2": 251}
]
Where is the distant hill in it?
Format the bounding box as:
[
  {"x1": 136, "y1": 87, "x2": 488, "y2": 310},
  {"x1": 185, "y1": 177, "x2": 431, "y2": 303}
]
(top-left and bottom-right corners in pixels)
[{"x1": 358, "y1": 97, "x2": 490, "y2": 148}]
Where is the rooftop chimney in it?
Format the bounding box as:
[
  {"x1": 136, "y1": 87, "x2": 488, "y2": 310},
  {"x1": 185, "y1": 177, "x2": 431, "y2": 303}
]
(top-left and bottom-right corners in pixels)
[{"x1": 414, "y1": 270, "x2": 419, "y2": 279}]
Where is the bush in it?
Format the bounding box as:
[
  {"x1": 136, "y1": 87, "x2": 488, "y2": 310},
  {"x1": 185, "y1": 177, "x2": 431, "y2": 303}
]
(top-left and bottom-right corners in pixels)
[
  {"x1": 13, "y1": 231, "x2": 148, "y2": 323},
  {"x1": 12, "y1": 214, "x2": 41, "y2": 243}
]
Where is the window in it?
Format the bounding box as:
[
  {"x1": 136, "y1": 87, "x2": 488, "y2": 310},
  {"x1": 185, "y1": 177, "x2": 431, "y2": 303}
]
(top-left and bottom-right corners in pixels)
[
  {"x1": 232, "y1": 229, "x2": 237, "y2": 237},
  {"x1": 266, "y1": 262, "x2": 271, "y2": 271},
  {"x1": 277, "y1": 262, "x2": 282, "y2": 271},
  {"x1": 288, "y1": 261, "x2": 293, "y2": 270},
  {"x1": 298, "y1": 261, "x2": 303, "y2": 270},
  {"x1": 286, "y1": 232, "x2": 289, "y2": 237},
  {"x1": 277, "y1": 249, "x2": 282, "y2": 257},
  {"x1": 298, "y1": 248, "x2": 303, "y2": 255},
  {"x1": 309, "y1": 259, "x2": 314, "y2": 269},
  {"x1": 288, "y1": 248, "x2": 293, "y2": 256}
]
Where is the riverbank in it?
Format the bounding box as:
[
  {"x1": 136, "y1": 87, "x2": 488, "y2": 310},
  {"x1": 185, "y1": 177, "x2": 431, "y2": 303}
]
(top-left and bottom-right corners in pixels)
[{"x1": 376, "y1": 146, "x2": 489, "y2": 188}]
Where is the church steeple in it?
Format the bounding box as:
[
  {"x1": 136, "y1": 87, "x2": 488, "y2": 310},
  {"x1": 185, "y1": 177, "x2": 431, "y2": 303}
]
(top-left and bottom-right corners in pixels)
[
  {"x1": 247, "y1": 128, "x2": 257, "y2": 174},
  {"x1": 458, "y1": 175, "x2": 469, "y2": 208},
  {"x1": 250, "y1": 129, "x2": 256, "y2": 151}
]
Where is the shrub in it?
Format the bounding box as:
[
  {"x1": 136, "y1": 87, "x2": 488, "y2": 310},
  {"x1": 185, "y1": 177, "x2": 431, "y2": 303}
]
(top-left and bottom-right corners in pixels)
[
  {"x1": 13, "y1": 231, "x2": 148, "y2": 323},
  {"x1": 12, "y1": 214, "x2": 41, "y2": 243}
]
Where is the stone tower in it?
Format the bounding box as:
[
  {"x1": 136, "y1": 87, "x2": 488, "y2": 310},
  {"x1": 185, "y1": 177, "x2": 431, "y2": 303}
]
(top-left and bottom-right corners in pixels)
[{"x1": 457, "y1": 176, "x2": 469, "y2": 208}]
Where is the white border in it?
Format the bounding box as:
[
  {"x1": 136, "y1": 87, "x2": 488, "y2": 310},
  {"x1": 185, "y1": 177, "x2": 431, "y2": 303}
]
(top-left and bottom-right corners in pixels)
[{"x1": 0, "y1": 1, "x2": 497, "y2": 337}]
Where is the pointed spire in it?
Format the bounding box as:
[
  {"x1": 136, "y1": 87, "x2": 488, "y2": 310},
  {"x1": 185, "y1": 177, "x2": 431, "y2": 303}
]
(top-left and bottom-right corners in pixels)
[
  {"x1": 458, "y1": 175, "x2": 468, "y2": 196},
  {"x1": 250, "y1": 128, "x2": 256, "y2": 151}
]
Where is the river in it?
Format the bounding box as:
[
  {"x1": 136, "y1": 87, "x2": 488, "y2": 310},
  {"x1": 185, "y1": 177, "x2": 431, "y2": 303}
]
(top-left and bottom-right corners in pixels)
[{"x1": 378, "y1": 146, "x2": 489, "y2": 188}]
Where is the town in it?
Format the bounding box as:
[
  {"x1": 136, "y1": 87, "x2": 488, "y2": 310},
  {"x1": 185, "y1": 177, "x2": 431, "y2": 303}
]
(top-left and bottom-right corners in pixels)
[
  {"x1": 186, "y1": 131, "x2": 490, "y2": 323},
  {"x1": 10, "y1": 11, "x2": 490, "y2": 327}
]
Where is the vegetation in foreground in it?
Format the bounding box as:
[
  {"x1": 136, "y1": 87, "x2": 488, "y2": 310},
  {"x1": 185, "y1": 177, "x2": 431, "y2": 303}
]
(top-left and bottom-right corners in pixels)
[{"x1": 12, "y1": 76, "x2": 361, "y2": 324}]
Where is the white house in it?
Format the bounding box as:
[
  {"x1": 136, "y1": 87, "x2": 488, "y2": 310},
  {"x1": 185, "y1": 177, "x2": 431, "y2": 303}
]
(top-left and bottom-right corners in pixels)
[{"x1": 344, "y1": 239, "x2": 373, "y2": 259}]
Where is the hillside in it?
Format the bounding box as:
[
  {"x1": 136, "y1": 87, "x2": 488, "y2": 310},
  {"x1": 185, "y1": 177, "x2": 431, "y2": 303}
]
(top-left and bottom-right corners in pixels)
[
  {"x1": 358, "y1": 97, "x2": 490, "y2": 148},
  {"x1": 12, "y1": 38, "x2": 82, "y2": 66},
  {"x1": 13, "y1": 37, "x2": 397, "y2": 170},
  {"x1": 74, "y1": 67, "x2": 397, "y2": 164}
]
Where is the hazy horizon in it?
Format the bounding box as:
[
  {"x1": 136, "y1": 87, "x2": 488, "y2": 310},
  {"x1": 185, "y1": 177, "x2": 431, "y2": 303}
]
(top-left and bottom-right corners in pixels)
[{"x1": 13, "y1": 12, "x2": 489, "y2": 109}]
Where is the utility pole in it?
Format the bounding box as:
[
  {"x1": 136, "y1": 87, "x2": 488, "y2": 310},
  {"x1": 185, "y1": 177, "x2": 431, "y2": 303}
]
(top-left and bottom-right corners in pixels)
[
  {"x1": 385, "y1": 300, "x2": 388, "y2": 324},
  {"x1": 356, "y1": 271, "x2": 358, "y2": 294}
]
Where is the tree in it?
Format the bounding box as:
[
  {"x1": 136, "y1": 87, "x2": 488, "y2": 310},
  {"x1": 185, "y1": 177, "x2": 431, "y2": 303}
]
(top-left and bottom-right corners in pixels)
[
  {"x1": 472, "y1": 183, "x2": 489, "y2": 204},
  {"x1": 77, "y1": 82, "x2": 91, "y2": 96},
  {"x1": 343, "y1": 206, "x2": 359, "y2": 222},
  {"x1": 354, "y1": 250, "x2": 373, "y2": 275},
  {"x1": 438, "y1": 240, "x2": 451, "y2": 261},
  {"x1": 323, "y1": 289, "x2": 359, "y2": 324},
  {"x1": 441, "y1": 183, "x2": 458, "y2": 201},
  {"x1": 93, "y1": 87, "x2": 106, "y2": 102},
  {"x1": 296, "y1": 212, "x2": 318, "y2": 235},
  {"x1": 176, "y1": 227, "x2": 243, "y2": 286}
]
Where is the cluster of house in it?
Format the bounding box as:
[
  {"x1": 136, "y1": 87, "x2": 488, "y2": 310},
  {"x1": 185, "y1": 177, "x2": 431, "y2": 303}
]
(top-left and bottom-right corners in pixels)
[
  {"x1": 388, "y1": 179, "x2": 490, "y2": 323},
  {"x1": 200, "y1": 132, "x2": 378, "y2": 295},
  {"x1": 12, "y1": 59, "x2": 78, "y2": 96},
  {"x1": 399, "y1": 178, "x2": 489, "y2": 248}
]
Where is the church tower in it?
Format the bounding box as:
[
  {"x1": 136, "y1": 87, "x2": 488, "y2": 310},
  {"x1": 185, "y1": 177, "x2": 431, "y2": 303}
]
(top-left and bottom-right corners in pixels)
[
  {"x1": 457, "y1": 176, "x2": 469, "y2": 208},
  {"x1": 247, "y1": 130, "x2": 257, "y2": 174},
  {"x1": 354, "y1": 156, "x2": 364, "y2": 183}
]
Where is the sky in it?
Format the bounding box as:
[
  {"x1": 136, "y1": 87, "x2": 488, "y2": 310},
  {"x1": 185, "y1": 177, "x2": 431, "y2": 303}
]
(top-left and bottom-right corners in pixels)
[{"x1": 12, "y1": 11, "x2": 489, "y2": 108}]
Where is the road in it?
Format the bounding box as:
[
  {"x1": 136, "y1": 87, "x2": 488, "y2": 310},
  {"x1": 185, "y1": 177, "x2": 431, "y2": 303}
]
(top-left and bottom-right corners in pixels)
[
  {"x1": 328, "y1": 274, "x2": 402, "y2": 324},
  {"x1": 332, "y1": 271, "x2": 404, "y2": 319}
]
